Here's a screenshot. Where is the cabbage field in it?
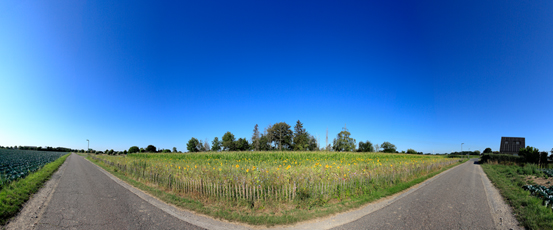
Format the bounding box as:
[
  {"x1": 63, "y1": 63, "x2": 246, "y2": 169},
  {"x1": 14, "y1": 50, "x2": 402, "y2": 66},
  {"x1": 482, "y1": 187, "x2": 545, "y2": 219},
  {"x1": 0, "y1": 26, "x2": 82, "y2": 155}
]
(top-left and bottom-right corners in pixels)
[{"x1": 0, "y1": 149, "x2": 67, "y2": 190}]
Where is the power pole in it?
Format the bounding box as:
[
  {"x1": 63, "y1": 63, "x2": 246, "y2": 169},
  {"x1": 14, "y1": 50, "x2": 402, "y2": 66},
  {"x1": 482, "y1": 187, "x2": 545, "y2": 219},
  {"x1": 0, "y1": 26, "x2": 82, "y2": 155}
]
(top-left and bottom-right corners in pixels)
[{"x1": 326, "y1": 127, "x2": 328, "y2": 151}]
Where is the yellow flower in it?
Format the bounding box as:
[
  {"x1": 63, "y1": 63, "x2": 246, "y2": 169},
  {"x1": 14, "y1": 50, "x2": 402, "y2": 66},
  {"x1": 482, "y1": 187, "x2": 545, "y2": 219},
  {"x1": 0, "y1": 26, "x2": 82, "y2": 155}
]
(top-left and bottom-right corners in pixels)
[
  {"x1": 236, "y1": 164, "x2": 239, "y2": 168},
  {"x1": 246, "y1": 169, "x2": 250, "y2": 172},
  {"x1": 219, "y1": 168, "x2": 222, "y2": 171}
]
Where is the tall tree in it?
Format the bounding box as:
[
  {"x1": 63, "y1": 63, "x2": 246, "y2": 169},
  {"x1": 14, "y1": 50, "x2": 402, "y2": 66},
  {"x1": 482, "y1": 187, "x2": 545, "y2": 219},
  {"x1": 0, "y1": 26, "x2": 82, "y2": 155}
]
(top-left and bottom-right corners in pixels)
[
  {"x1": 145, "y1": 145, "x2": 157, "y2": 153},
  {"x1": 483, "y1": 148, "x2": 492, "y2": 153},
  {"x1": 293, "y1": 120, "x2": 310, "y2": 151},
  {"x1": 187, "y1": 138, "x2": 200, "y2": 152},
  {"x1": 332, "y1": 125, "x2": 356, "y2": 152},
  {"x1": 222, "y1": 131, "x2": 236, "y2": 151},
  {"x1": 264, "y1": 124, "x2": 273, "y2": 149},
  {"x1": 252, "y1": 124, "x2": 260, "y2": 151},
  {"x1": 381, "y1": 141, "x2": 397, "y2": 153},
  {"x1": 258, "y1": 134, "x2": 272, "y2": 151},
  {"x1": 374, "y1": 144, "x2": 380, "y2": 152},
  {"x1": 308, "y1": 135, "x2": 318, "y2": 151},
  {"x1": 172, "y1": 147, "x2": 177, "y2": 153},
  {"x1": 211, "y1": 137, "x2": 222, "y2": 151},
  {"x1": 268, "y1": 122, "x2": 293, "y2": 151}
]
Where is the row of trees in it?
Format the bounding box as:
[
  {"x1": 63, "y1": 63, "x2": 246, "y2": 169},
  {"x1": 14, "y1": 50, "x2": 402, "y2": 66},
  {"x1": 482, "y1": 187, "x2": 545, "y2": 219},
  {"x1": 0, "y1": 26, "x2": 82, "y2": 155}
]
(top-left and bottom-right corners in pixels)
[{"x1": 183, "y1": 121, "x2": 400, "y2": 153}]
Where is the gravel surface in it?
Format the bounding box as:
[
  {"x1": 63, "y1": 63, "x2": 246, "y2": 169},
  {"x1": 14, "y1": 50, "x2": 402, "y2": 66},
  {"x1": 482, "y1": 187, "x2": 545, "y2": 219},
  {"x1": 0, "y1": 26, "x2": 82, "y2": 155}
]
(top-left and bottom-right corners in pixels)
[{"x1": 34, "y1": 153, "x2": 204, "y2": 230}]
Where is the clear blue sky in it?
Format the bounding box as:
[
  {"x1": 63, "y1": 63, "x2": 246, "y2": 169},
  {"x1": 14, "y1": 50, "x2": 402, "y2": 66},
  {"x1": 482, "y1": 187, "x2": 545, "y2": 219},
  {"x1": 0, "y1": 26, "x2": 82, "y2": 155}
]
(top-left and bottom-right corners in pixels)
[{"x1": 1, "y1": 0, "x2": 552, "y2": 153}]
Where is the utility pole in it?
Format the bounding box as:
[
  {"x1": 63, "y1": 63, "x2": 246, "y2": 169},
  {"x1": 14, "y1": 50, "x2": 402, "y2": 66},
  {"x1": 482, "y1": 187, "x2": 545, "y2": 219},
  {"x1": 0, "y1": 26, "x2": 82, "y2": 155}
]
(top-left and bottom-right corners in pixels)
[
  {"x1": 326, "y1": 127, "x2": 328, "y2": 151},
  {"x1": 461, "y1": 143, "x2": 464, "y2": 158}
]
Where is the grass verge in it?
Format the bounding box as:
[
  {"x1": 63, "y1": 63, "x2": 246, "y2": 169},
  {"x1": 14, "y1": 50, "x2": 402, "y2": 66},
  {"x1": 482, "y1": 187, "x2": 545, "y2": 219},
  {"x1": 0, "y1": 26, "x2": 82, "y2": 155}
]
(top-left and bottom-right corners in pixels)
[
  {"x1": 88, "y1": 155, "x2": 464, "y2": 226},
  {"x1": 0, "y1": 153, "x2": 69, "y2": 226},
  {"x1": 481, "y1": 164, "x2": 553, "y2": 230}
]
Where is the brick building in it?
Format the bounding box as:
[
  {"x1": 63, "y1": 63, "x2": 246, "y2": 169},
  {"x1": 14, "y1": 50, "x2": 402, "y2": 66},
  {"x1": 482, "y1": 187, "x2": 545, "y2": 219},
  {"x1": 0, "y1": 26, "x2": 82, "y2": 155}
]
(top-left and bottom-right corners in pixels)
[{"x1": 500, "y1": 137, "x2": 525, "y2": 154}]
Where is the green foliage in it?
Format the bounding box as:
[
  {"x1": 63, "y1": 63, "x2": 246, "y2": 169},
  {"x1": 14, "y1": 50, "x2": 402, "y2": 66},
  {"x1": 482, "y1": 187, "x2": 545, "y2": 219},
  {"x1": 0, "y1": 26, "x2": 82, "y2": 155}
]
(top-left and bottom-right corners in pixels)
[
  {"x1": 332, "y1": 127, "x2": 356, "y2": 152},
  {"x1": 128, "y1": 146, "x2": 140, "y2": 154},
  {"x1": 483, "y1": 148, "x2": 492, "y2": 153},
  {"x1": 357, "y1": 141, "x2": 374, "y2": 152},
  {"x1": 519, "y1": 146, "x2": 548, "y2": 165},
  {"x1": 0, "y1": 149, "x2": 67, "y2": 189},
  {"x1": 139, "y1": 148, "x2": 145, "y2": 153},
  {"x1": 162, "y1": 149, "x2": 171, "y2": 153},
  {"x1": 482, "y1": 164, "x2": 553, "y2": 229},
  {"x1": 268, "y1": 122, "x2": 293, "y2": 150},
  {"x1": 235, "y1": 138, "x2": 250, "y2": 151},
  {"x1": 406, "y1": 149, "x2": 418, "y2": 154},
  {"x1": 481, "y1": 154, "x2": 523, "y2": 164},
  {"x1": 258, "y1": 134, "x2": 272, "y2": 151},
  {"x1": 146, "y1": 145, "x2": 157, "y2": 153},
  {"x1": 293, "y1": 120, "x2": 310, "y2": 151},
  {"x1": 251, "y1": 124, "x2": 260, "y2": 151},
  {"x1": 211, "y1": 137, "x2": 222, "y2": 151},
  {"x1": 187, "y1": 137, "x2": 200, "y2": 152},
  {"x1": 381, "y1": 141, "x2": 397, "y2": 153},
  {"x1": 222, "y1": 131, "x2": 236, "y2": 151},
  {"x1": 0, "y1": 153, "x2": 69, "y2": 225},
  {"x1": 172, "y1": 147, "x2": 177, "y2": 153}
]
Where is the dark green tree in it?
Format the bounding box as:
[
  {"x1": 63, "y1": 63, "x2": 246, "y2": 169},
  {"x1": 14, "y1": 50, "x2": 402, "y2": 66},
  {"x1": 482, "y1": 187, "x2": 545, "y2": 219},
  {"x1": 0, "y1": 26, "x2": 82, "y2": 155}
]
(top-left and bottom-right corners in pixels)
[
  {"x1": 123, "y1": 150, "x2": 128, "y2": 155},
  {"x1": 199, "y1": 140, "x2": 206, "y2": 152},
  {"x1": 211, "y1": 137, "x2": 222, "y2": 151},
  {"x1": 293, "y1": 120, "x2": 310, "y2": 151},
  {"x1": 222, "y1": 131, "x2": 236, "y2": 151},
  {"x1": 172, "y1": 147, "x2": 177, "y2": 153},
  {"x1": 258, "y1": 134, "x2": 272, "y2": 151},
  {"x1": 358, "y1": 141, "x2": 374, "y2": 152},
  {"x1": 333, "y1": 126, "x2": 356, "y2": 152},
  {"x1": 519, "y1": 146, "x2": 546, "y2": 165},
  {"x1": 406, "y1": 148, "x2": 417, "y2": 154},
  {"x1": 162, "y1": 149, "x2": 171, "y2": 153},
  {"x1": 483, "y1": 148, "x2": 492, "y2": 153},
  {"x1": 268, "y1": 122, "x2": 293, "y2": 151},
  {"x1": 145, "y1": 145, "x2": 157, "y2": 153},
  {"x1": 235, "y1": 138, "x2": 250, "y2": 151},
  {"x1": 128, "y1": 146, "x2": 140, "y2": 154},
  {"x1": 252, "y1": 124, "x2": 260, "y2": 151},
  {"x1": 139, "y1": 147, "x2": 145, "y2": 153},
  {"x1": 187, "y1": 137, "x2": 200, "y2": 152},
  {"x1": 381, "y1": 142, "x2": 397, "y2": 153}
]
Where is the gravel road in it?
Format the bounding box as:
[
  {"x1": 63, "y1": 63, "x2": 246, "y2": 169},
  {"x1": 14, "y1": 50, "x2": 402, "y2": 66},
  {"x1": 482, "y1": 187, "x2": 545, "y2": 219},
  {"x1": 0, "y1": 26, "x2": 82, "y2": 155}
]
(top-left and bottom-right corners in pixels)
[
  {"x1": 34, "y1": 153, "x2": 204, "y2": 230},
  {"x1": 331, "y1": 159, "x2": 520, "y2": 230}
]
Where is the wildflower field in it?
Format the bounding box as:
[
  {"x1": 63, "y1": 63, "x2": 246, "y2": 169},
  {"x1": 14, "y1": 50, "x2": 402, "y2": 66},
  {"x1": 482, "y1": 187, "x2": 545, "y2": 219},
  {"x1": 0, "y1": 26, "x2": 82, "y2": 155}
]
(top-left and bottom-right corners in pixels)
[{"x1": 91, "y1": 151, "x2": 460, "y2": 220}]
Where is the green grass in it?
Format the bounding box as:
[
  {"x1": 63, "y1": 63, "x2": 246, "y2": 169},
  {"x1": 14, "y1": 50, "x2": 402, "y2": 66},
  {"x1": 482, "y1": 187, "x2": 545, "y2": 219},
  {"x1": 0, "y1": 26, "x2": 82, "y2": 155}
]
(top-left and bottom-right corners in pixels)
[
  {"x1": 0, "y1": 153, "x2": 69, "y2": 226},
  {"x1": 481, "y1": 164, "x2": 553, "y2": 230},
  {"x1": 88, "y1": 155, "x2": 464, "y2": 226}
]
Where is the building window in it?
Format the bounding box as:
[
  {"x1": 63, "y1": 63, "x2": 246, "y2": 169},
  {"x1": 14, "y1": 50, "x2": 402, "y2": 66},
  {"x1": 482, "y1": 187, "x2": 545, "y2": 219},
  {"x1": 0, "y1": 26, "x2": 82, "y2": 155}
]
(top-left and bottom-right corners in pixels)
[
  {"x1": 505, "y1": 141, "x2": 508, "y2": 144},
  {"x1": 516, "y1": 141, "x2": 520, "y2": 145}
]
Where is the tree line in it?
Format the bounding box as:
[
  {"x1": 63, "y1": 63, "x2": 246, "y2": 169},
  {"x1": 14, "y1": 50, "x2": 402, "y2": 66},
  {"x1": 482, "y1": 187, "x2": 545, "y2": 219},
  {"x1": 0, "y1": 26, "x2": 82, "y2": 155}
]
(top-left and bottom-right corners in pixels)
[{"x1": 179, "y1": 120, "x2": 400, "y2": 153}]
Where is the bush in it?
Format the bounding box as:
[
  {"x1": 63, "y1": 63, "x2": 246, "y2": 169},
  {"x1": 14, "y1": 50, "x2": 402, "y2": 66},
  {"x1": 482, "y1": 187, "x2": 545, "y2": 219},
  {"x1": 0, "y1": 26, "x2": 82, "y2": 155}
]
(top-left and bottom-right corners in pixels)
[{"x1": 481, "y1": 154, "x2": 523, "y2": 164}]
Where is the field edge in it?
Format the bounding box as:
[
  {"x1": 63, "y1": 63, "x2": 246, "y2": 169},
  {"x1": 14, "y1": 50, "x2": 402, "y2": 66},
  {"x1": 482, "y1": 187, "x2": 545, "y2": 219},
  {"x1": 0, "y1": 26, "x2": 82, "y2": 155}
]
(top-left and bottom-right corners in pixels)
[
  {"x1": 86, "y1": 154, "x2": 465, "y2": 227},
  {"x1": 481, "y1": 164, "x2": 553, "y2": 230},
  {"x1": 0, "y1": 153, "x2": 70, "y2": 226}
]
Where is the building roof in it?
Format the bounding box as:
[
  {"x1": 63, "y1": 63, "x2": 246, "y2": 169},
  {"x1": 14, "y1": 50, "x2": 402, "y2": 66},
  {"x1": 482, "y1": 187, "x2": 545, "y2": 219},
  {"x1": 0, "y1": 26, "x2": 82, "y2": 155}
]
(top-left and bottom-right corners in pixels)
[{"x1": 500, "y1": 137, "x2": 525, "y2": 153}]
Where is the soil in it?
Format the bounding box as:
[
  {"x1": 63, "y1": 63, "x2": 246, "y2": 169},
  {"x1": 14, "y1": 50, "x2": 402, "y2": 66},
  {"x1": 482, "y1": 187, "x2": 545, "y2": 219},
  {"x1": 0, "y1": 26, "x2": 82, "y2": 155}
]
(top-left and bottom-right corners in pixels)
[{"x1": 525, "y1": 175, "x2": 553, "y2": 187}]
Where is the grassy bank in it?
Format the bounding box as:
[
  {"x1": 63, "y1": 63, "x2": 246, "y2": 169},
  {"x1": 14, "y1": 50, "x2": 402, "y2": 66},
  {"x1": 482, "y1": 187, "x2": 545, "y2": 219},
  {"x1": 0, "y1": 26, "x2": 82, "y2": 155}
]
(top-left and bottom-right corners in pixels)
[
  {"x1": 481, "y1": 163, "x2": 553, "y2": 230},
  {"x1": 0, "y1": 153, "x2": 69, "y2": 225},
  {"x1": 88, "y1": 153, "x2": 463, "y2": 226}
]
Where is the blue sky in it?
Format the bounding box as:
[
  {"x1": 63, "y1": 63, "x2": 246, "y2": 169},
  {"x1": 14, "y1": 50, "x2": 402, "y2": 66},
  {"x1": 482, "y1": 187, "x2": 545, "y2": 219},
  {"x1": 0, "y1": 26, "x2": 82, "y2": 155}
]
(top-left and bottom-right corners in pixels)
[{"x1": 1, "y1": 0, "x2": 552, "y2": 153}]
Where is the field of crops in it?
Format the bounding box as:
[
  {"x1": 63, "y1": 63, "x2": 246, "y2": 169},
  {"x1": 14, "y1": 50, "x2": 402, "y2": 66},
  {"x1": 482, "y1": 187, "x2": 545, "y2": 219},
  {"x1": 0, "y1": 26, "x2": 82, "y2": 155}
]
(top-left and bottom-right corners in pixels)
[
  {"x1": 91, "y1": 152, "x2": 460, "y2": 207},
  {"x1": 0, "y1": 149, "x2": 67, "y2": 190}
]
